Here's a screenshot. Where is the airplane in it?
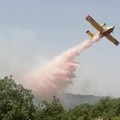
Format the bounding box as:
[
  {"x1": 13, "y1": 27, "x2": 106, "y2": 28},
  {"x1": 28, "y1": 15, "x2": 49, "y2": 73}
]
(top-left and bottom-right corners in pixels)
[{"x1": 86, "y1": 15, "x2": 119, "y2": 46}]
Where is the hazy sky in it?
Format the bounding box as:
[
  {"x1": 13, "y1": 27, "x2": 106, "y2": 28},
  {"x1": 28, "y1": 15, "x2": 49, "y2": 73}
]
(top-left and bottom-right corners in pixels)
[{"x1": 0, "y1": 0, "x2": 120, "y2": 97}]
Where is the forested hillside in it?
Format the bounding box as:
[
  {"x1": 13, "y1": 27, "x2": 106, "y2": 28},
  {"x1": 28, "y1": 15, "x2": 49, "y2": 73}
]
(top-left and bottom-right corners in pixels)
[
  {"x1": 0, "y1": 76, "x2": 120, "y2": 120},
  {"x1": 59, "y1": 93, "x2": 102, "y2": 109}
]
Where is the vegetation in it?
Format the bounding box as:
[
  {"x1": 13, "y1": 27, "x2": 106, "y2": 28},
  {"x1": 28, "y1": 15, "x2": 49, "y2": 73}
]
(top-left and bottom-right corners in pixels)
[
  {"x1": 0, "y1": 76, "x2": 120, "y2": 120},
  {"x1": 0, "y1": 76, "x2": 36, "y2": 120}
]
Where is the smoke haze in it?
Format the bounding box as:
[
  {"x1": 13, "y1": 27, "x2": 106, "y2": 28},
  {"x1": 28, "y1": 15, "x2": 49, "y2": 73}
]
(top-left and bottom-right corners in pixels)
[{"x1": 23, "y1": 33, "x2": 102, "y2": 99}]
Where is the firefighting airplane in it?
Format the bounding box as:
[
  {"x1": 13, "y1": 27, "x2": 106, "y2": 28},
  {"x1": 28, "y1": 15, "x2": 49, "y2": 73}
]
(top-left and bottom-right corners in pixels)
[{"x1": 86, "y1": 15, "x2": 119, "y2": 46}]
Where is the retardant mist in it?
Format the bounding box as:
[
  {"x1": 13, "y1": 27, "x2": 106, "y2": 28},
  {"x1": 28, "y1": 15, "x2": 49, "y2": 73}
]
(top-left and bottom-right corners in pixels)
[{"x1": 23, "y1": 33, "x2": 102, "y2": 99}]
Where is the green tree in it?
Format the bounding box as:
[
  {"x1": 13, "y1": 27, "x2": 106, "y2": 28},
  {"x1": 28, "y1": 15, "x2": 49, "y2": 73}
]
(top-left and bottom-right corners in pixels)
[
  {"x1": 0, "y1": 76, "x2": 36, "y2": 120},
  {"x1": 67, "y1": 103, "x2": 93, "y2": 120},
  {"x1": 36, "y1": 96, "x2": 66, "y2": 120}
]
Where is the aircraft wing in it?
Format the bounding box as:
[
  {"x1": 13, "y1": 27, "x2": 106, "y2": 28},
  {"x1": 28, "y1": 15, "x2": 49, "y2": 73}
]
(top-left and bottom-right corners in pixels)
[
  {"x1": 105, "y1": 34, "x2": 119, "y2": 46},
  {"x1": 86, "y1": 15, "x2": 103, "y2": 32}
]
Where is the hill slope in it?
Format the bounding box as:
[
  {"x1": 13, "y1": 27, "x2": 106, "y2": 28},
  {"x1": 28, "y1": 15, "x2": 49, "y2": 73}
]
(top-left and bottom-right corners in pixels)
[{"x1": 59, "y1": 93, "x2": 102, "y2": 108}]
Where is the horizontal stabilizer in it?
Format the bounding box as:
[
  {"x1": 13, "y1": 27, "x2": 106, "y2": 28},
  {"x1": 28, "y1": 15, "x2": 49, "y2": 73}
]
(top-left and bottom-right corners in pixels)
[{"x1": 86, "y1": 30, "x2": 94, "y2": 38}]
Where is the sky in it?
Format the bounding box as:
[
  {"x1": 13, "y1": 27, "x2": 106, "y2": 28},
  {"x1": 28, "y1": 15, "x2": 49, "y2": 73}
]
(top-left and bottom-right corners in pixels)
[{"x1": 0, "y1": 0, "x2": 120, "y2": 97}]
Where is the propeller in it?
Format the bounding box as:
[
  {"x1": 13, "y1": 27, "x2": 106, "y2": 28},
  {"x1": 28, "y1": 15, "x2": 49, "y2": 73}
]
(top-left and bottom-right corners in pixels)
[
  {"x1": 112, "y1": 26, "x2": 115, "y2": 33},
  {"x1": 103, "y1": 23, "x2": 106, "y2": 26},
  {"x1": 101, "y1": 23, "x2": 106, "y2": 27}
]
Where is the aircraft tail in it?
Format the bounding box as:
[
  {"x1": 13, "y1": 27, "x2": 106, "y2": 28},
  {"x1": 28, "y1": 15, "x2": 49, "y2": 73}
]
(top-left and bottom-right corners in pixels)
[{"x1": 86, "y1": 30, "x2": 94, "y2": 38}]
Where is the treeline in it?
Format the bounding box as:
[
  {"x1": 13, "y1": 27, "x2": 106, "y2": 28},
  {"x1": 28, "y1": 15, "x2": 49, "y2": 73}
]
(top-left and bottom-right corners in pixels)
[{"x1": 0, "y1": 76, "x2": 120, "y2": 120}]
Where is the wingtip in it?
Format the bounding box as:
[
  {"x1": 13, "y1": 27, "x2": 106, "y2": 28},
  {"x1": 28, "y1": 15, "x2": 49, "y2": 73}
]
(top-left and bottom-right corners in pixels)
[
  {"x1": 86, "y1": 30, "x2": 89, "y2": 33},
  {"x1": 115, "y1": 41, "x2": 119, "y2": 46},
  {"x1": 116, "y1": 42, "x2": 119, "y2": 46},
  {"x1": 86, "y1": 15, "x2": 91, "y2": 19}
]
